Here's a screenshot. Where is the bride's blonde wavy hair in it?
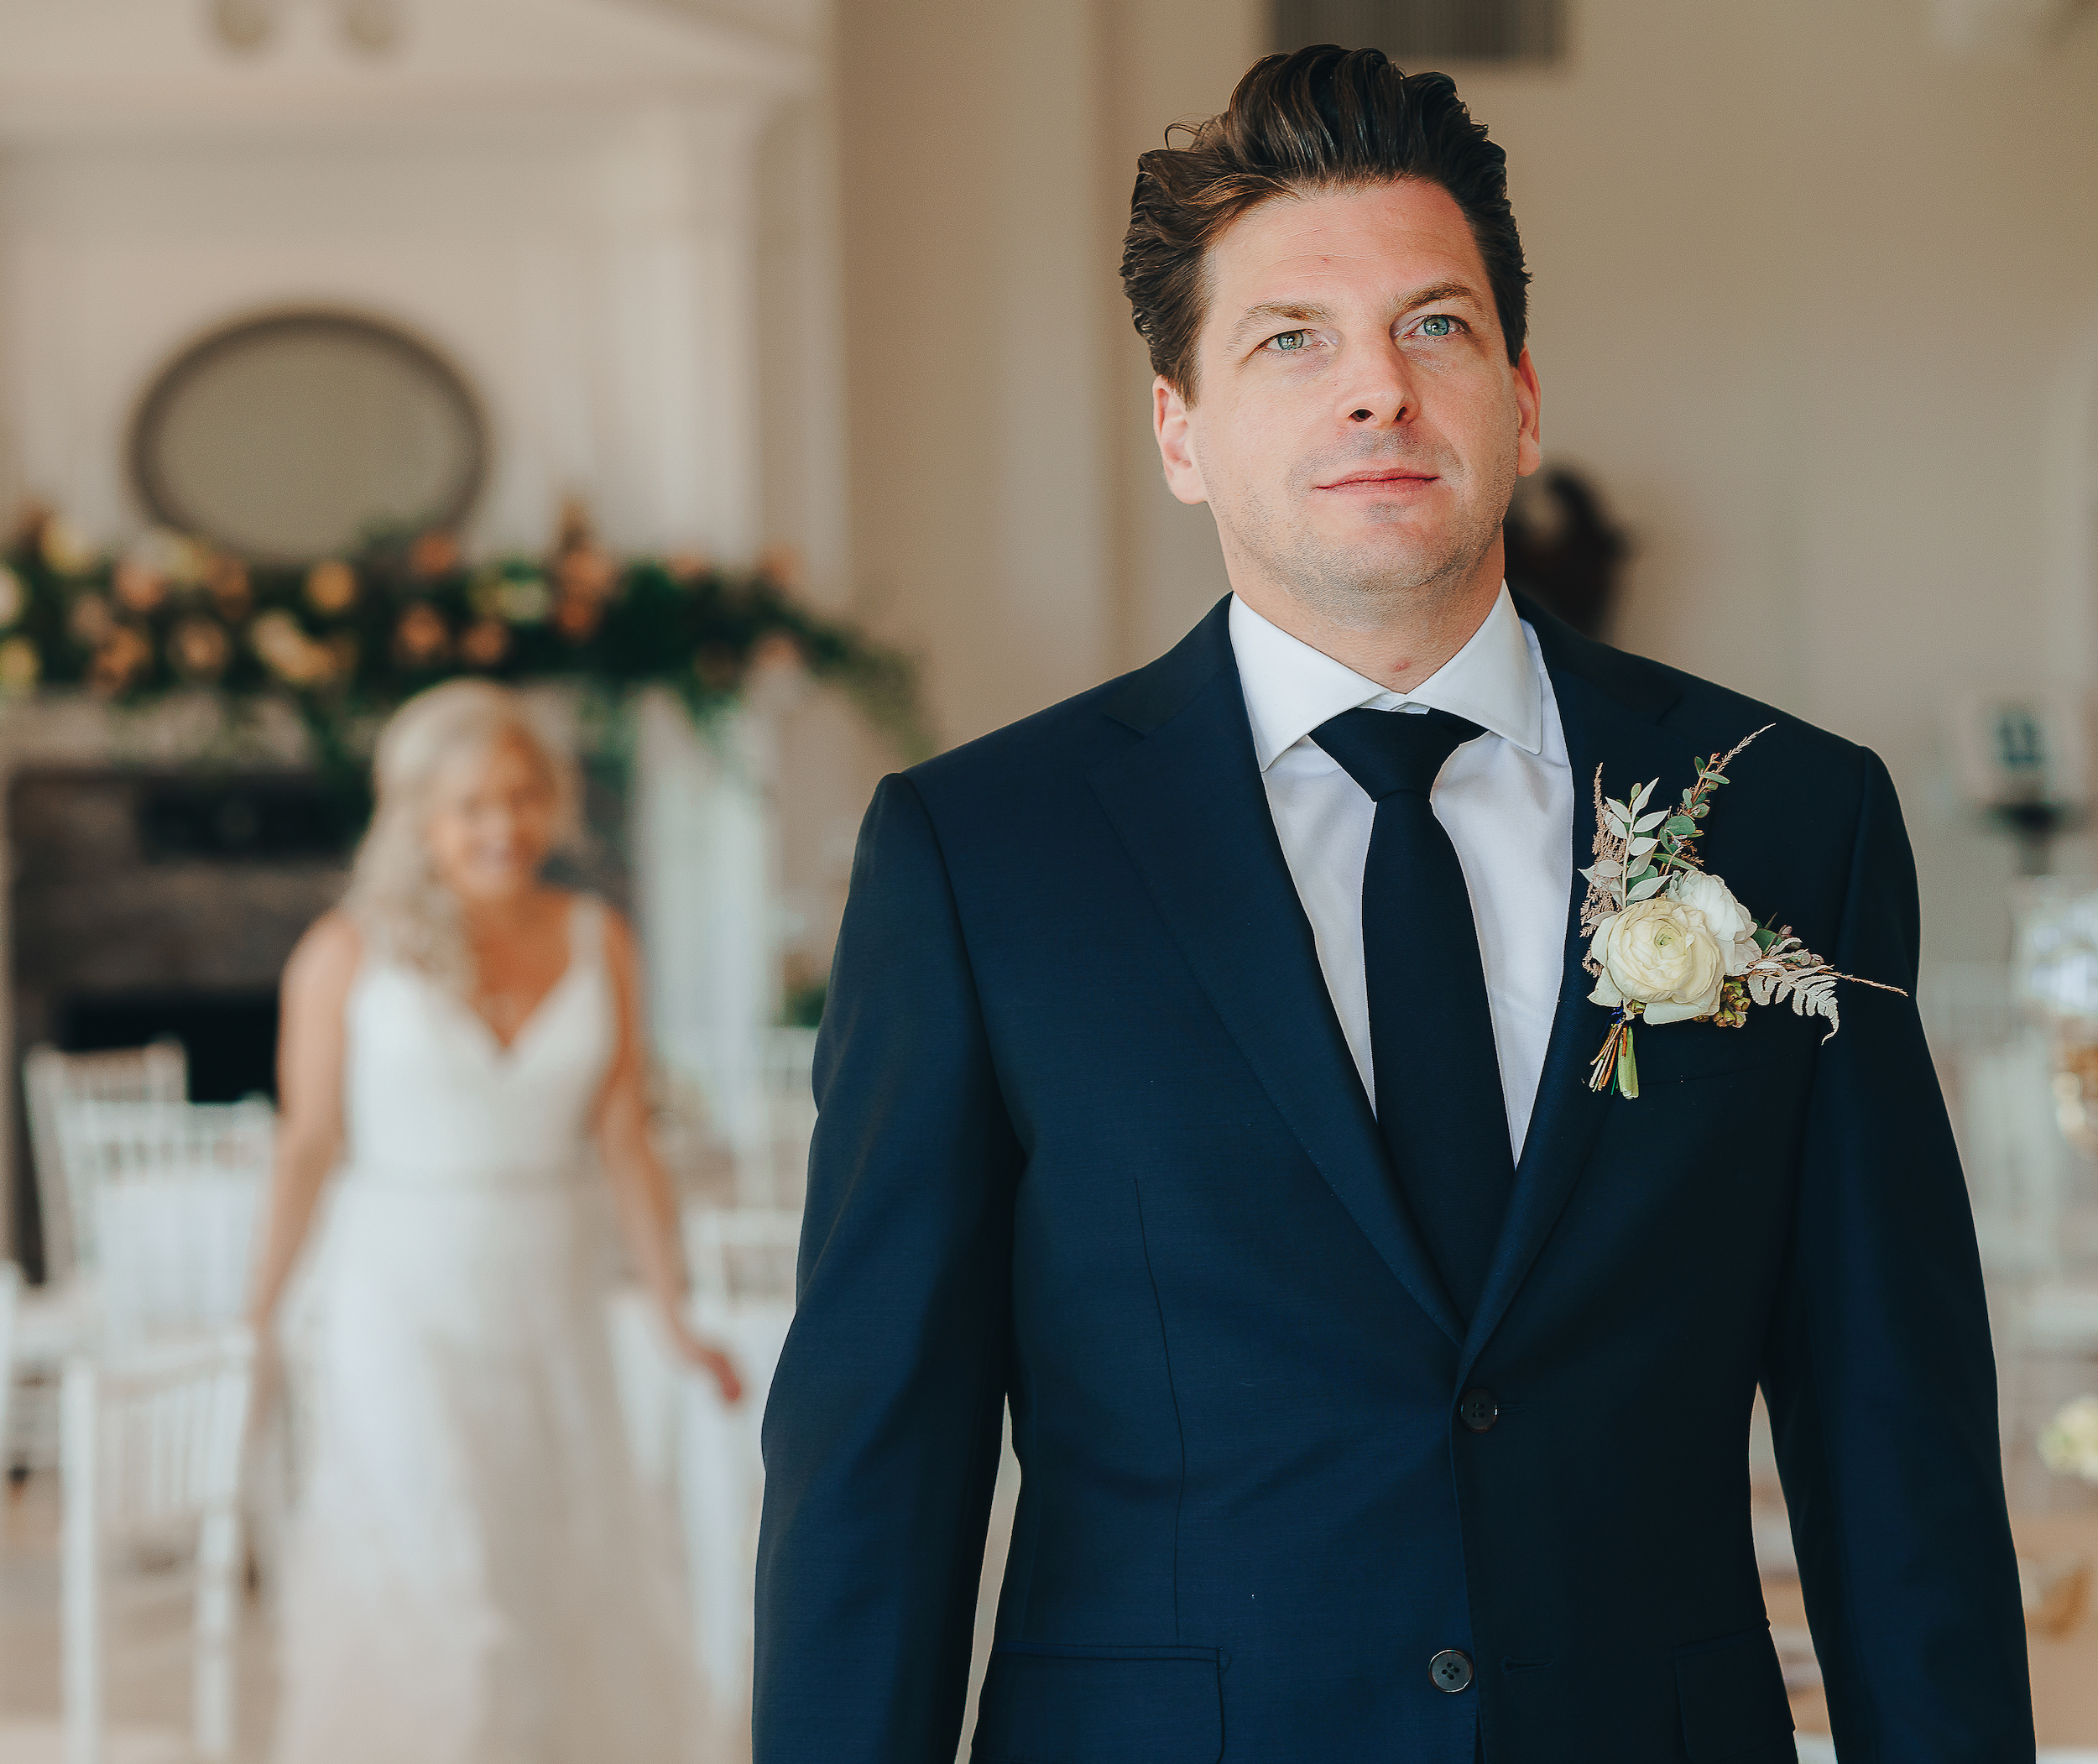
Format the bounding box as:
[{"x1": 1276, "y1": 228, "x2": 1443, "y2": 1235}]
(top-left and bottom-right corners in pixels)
[{"x1": 343, "y1": 680, "x2": 582, "y2": 993}]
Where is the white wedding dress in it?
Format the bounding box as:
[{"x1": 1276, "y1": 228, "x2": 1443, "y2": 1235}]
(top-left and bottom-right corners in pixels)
[{"x1": 272, "y1": 895, "x2": 705, "y2": 1764}]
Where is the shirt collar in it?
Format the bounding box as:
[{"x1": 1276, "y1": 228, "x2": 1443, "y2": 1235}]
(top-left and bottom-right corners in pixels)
[{"x1": 1228, "y1": 584, "x2": 1544, "y2": 773}]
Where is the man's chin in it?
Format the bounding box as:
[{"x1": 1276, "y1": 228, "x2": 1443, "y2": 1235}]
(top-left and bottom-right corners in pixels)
[{"x1": 1291, "y1": 535, "x2": 1476, "y2": 602}]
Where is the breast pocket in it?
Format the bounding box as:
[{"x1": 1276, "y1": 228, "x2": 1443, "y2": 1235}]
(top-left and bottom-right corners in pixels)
[
  {"x1": 1629, "y1": 1005, "x2": 1817, "y2": 1089},
  {"x1": 1673, "y1": 1625, "x2": 1795, "y2": 1761},
  {"x1": 972, "y1": 1642, "x2": 1224, "y2": 1764}
]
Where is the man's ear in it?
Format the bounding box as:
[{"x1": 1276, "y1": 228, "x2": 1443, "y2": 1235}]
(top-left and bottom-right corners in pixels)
[
  {"x1": 1512, "y1": 347, "x2": 1542, "y2": 478},
  {"x1": 1153, "y1": 376, "x2": 1208, "y2": 506}
]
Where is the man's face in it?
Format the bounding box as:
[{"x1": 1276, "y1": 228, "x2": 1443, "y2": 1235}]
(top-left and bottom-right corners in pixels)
[{"x1": 1155, "y1": 178, "x2": 1541, "y2": 626}]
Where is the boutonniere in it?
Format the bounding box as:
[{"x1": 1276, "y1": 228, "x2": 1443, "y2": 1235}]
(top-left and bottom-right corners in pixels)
[{"x1": 1579, "y1": 726, "x2": 1905, "y2": 1098}]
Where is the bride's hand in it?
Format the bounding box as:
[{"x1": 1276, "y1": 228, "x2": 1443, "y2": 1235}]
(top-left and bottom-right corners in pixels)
[{"x1": 670, "y1": 1321, "x2": 744, "y2": 1405}]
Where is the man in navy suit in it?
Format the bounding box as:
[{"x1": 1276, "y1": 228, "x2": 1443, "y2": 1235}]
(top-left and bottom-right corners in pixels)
[{"x1": 754, "y1": 45, "x2": 2030, "y2": 1763}]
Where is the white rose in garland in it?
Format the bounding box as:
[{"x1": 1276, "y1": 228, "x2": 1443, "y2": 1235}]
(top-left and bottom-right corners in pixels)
[{"x1": 1589, "y1": 897, "x2": 1727, "y2": 1025}]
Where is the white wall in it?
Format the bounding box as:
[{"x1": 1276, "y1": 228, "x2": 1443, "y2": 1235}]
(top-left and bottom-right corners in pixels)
[
  {"x1": 0, "y1": 0, "x2": 811, "y2": 561},
  {"x1": 832, "y1": 0, "x2": 1119, "y2": 748}
]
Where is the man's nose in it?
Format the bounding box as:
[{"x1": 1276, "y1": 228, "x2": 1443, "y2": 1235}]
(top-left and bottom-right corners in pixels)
[{"x1": 1339, "y1": 340, "x2": 1416, "y2": 427}]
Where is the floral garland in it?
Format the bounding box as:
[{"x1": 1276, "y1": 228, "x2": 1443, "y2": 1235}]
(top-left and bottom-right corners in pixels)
[
  {"x1": 1579, "y1": 728, "x2": 1905, "y2": 1098},
  {"x1": 0, "y1": 507, "x2": 928, "y2": 778}
]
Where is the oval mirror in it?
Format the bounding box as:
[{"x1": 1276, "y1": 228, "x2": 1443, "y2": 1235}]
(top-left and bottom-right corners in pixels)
[{"x1": 130, "y1": 310, "x2": 487, "y2": 562}]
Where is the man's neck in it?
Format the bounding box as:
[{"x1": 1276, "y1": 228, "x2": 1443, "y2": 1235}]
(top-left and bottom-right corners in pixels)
[{"x1": 1227, "y1": 557, "x2": 1504, "y2": 694}]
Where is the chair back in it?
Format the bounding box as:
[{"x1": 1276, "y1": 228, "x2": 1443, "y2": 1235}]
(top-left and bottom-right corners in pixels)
[
  {"x1": 62, "y1": 1330, "x2": 255, "y2": 1764},
  {"x1": 65, "y1": 1101, "x2": 272, "y2": 1352},
  {"x1": 0, "y1": 1260, "x2": 18, "y2": 1458},
  {"x1": 744, "y1": 1027, "x2": 818, "y2": 1209},
  {"x1": 65, "y1": 1332, "x2": 255, "y2": 1538},
  {"x1": 677, "y1": 1205, "x2": 800, "y2": 1704},
  {"x1": 684, "y1": 1204, "x2": 801, "y2": 1307},
  {"x1": 24, "y1": 1042, "x2": 188, "y2": 1282}
]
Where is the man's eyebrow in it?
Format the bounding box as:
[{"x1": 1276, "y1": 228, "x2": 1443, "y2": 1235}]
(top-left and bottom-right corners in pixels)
[
  {"x1": 1227, "y1": 282, "x2": 1486, "y2": 348},
  {"x1": 1402, "y1": 279, "x2": 1485, "y2": 312},
  {"x1": 1228, "y1": 301, "x2": 1335, "y2": 347}
]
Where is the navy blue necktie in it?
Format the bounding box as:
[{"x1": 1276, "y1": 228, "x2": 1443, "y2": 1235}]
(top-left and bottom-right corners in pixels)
[{"x1": 1313, "y1": 706, "x2": 1516, "y2": 1323}]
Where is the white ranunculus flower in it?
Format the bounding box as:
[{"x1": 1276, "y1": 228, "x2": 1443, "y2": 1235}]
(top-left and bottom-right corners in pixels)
[
  {"x1": 1588, "y1": 896, "x2": 1727, "y2": 1025},
  {"x1": 1670, "y1": 869, "x2": 1760, "y2": 976}
]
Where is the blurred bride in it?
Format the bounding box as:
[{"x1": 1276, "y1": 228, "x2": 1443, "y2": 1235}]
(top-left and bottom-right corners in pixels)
[{"x1": 249, "y1": 680, "x2": 741, "y2": 1764}]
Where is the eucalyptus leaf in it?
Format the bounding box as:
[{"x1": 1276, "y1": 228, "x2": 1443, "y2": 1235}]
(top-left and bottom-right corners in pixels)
[{"x1": 1665, "y1": 816, "x2": 1694, "y2": 836}]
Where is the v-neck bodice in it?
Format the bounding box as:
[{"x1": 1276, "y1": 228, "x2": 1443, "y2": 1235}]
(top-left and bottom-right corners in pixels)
[{"x1": 341, "y1": 895, "x2": 613, "y2": 1190}]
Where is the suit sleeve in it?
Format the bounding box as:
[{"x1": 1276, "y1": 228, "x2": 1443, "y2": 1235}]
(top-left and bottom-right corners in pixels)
[
  {"x1": 1761, "y1": 749, "x2": 2033, "y2": 1761},
  {"x1": 754, "y1": 772, "x2": 1021, "y2": 1764}
]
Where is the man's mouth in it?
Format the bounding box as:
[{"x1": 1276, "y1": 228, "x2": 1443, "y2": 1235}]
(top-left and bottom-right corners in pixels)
[{"x1": 1316, "y1": 467, "x2": 1440, "y2": 490}]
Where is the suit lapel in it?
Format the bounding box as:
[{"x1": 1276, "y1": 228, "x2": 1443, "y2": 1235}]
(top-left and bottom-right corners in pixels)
[
  {"x1": 1459, "y1": 603, "x2": 1699, "y2": 1376},
  {"x1": 1089, "y1": 602, "x2": 1466, "y2": 1347}
]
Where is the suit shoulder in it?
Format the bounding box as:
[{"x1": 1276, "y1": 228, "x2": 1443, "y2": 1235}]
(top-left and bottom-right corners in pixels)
[
  {"x1": 901, "y1": 668, "x2": 1148, "y2": 807},
  {"x1": 1529, "y1": 598, "x2": 1869, "y2": 781},
  {"x1": 1651, "y1": 654, "x2": 1862, "y2": 772}
]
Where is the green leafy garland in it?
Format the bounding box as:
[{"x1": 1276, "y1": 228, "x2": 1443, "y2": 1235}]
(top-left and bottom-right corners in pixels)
[{"x1": 0, "y1": 509, "x2": 929, "y2": 783}]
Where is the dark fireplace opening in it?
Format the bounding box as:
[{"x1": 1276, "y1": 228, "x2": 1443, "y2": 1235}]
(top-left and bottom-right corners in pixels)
[
  {"x1": 57, "y1": 989, "x2": 281, "y2": 1104},
  {"x1": 9, "y1": 766, "x2": 352, "y2": 1281}
]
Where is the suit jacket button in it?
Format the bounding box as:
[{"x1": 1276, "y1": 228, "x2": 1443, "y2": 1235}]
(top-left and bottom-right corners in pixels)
[
  {"x1": 1459, "y1": 1389, "x2": 1499, "y2": 1433},
  {"x1": 1430, "y1": 1649, "x2": 1474, "y2": 1693}
]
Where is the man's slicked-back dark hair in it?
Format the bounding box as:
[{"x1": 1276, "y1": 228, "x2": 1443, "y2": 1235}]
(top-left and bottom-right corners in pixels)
[{"x1": 1122, "y1": 45, "x2": 1529, "y2": 399}]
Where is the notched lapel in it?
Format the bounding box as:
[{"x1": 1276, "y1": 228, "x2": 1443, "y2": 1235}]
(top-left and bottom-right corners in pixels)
[
  {"x1": 1460, "y1": 631, "x2": 1702, "y2": 1375},
  {"x1": 1089, "y1": 622, "x2": 1466, "y2": 1348}
]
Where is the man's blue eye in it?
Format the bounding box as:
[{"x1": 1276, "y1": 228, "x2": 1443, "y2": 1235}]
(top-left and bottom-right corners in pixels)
[
  {"x1": 1418, "y1": 315, "x2": 1457, "y2": 338},
  {"x1": 1272, "y1": 331, "x2": 1307, "y2": 352}
]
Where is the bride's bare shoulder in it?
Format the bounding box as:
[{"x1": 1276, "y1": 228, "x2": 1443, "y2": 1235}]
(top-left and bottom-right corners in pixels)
[{"x1": 284, "y1": 909, "x2": 364, "y2": 1002}]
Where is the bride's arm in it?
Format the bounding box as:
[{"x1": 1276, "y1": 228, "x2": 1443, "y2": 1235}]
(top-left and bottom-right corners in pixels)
[
  {"x1": 248, "y1": 911, "x2": 360, "y2": 1336},
  {"x1": 594, "y1": 909, "x2": 744, "y2": 1403}
]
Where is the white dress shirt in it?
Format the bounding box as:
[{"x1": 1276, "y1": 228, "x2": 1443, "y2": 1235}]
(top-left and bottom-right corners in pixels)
[{"x1": 1229, "y1": 587, "x2": 1574, "y2": 1158}]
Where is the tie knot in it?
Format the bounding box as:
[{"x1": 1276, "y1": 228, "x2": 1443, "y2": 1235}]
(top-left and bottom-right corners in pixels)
[{"x1": 1311, "y1": 705, "x2": 1485, "y2": 801}]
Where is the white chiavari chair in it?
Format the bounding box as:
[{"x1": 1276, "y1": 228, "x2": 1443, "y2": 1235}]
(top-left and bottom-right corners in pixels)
[
  {"x1": 0, "y1": 1261, "x2": 18, "y2": 1459},
  {"x1": 60, "y1": 1331, "x2": 256, "y2": 1764},
  {"x1": 23, "y1": 1044, "x2": 189, "y2": 1289},
  {"x1": 677, "y1": 1204, "x2": 800, "y2": 1707},
  {"x1": 10, "y1": 1047, "x2": 190, "y2": 1480},
  {"x1": 66, "y1": 1103, "x2": 272, "y2": 1360},
  {"x1": 52, "y1": 1100, "x2": 268, "y2": 1297},
  {"x1": 738, "y1": 1028, "x2": 817, "y2": 1211}
]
